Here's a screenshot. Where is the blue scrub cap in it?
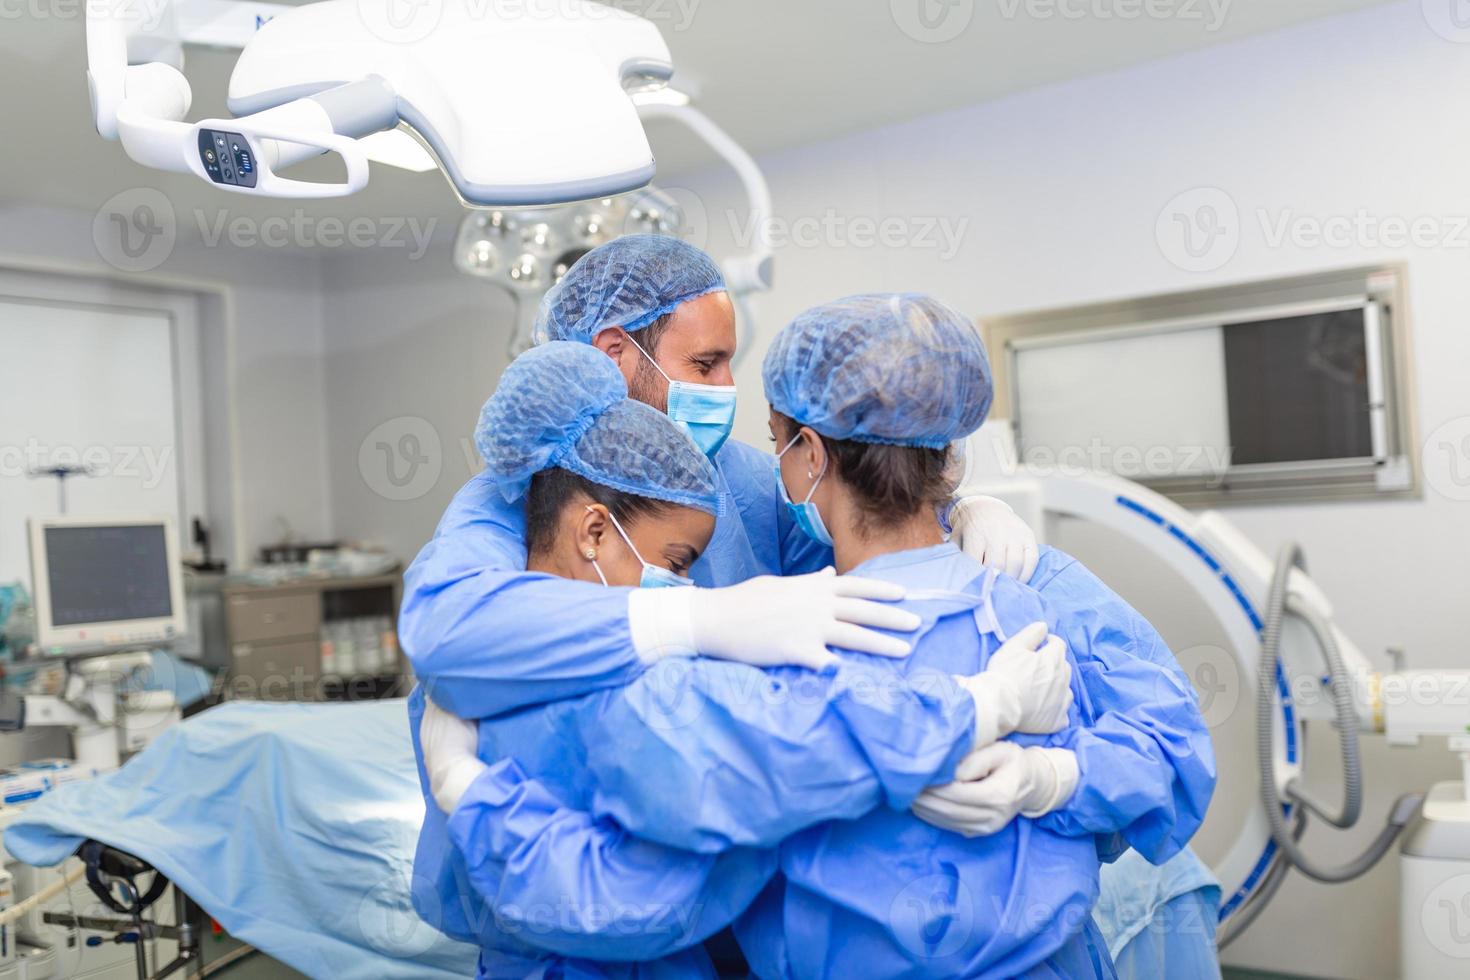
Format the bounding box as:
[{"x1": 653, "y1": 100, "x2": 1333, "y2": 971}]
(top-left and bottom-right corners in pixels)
[
  {"x1": 533, "y1": 235, "x2": 726, "y2": 344},
  {"x1": 476, "y1": 342, "x2": 722, "y2": 515},
  {"x1": 762, "y1": 293, "x2": 993, "y2": 449}
]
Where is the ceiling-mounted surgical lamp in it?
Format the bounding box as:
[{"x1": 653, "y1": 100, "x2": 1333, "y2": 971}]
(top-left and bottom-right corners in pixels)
[
  {"x1": 453, "y1": 188, "x2": 687, "y2": 356},
  {"x1": 453, "y1": 91, "x2": 776, "y2": 361},
  {"x1": 86, "y1": 0, "x2": 672, "y2": 205}
]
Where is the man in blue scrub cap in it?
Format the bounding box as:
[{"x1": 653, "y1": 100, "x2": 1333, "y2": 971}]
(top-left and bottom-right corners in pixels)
[
  {"x1": 420, "y1": 295, "x2": 1216, "y2": 977},
  {"x1": 399, "y1": 235, "x2": 1041, "y2": 722}
]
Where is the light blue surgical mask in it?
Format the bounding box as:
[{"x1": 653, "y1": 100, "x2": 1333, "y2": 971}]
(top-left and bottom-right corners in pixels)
[
  {"x1": 588, "y1": 506, "x2": 694, "y2": 589},
  {"x1": 774, "y1": 434, "x2": 834, "y2": 547},
  {"x1": 629, "y1": 335, "x2": 737, "y2": 458}
]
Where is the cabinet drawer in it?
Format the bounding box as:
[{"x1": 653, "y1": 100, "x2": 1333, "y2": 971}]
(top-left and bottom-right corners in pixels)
[
  {"x1": 227, "y1": 592, "x2": 320, "y2": 644},
  {"x1": 230, "y1": 638, "x2": 321, "y2": 702}
]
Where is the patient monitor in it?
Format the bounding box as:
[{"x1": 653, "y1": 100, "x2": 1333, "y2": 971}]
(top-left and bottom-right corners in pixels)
[
  {"x1": 86, "y1": 0, "x2": 673, "y2": 204},
  {"x1": 22, "y1": 517, "x2": 185, "y2": 770}
]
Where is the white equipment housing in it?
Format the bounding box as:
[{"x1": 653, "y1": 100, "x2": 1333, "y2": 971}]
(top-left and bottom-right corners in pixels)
[
  {"x1": 86, "y1": 0, "x2": 673, "y2": 204},
  {"x1": 960, "y1": 423, "x2": 1468, "y2": 963}
]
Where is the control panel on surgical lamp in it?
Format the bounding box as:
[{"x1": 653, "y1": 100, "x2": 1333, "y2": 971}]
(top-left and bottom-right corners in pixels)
[{"x1": 86, "y1": 0, "x2": 675, "y2": 205}]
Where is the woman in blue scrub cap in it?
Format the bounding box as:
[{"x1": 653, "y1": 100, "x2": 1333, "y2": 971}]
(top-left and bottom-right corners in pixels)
[{"x1": 473, "y1": 339, "x2": 722, "y2": 590}]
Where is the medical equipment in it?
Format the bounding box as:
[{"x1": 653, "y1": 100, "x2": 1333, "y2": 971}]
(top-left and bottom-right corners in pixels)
[
  {"x1": 86, "y1": 0, "x2": 671, "y2": 205},
  {"x1": 25, "y1": 466, "x2": 95, "y2": 515},
  {"x1": 21, "y1": 518, "x2": 186, "y2": 770},
  {"x1": 458, "y1": 101, "x2": 775, "y2": 356},
  {"x1": 5, "y1": 700, "x2": 479, "y2": 980},
  {"x1": 961, "y1": 427, "x2": 1467, "y2": 977},
  {"x1": 455, "y1": 189, "x2": 686, "y2": 356},
  {"x1": 26, "y1": 517, "x2": 186, "y2": 656}
]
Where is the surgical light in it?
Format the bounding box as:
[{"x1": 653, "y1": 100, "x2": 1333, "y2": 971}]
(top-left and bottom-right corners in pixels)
[
  {"x1": 454, "y1": 189, "x2": 686, "y2": 355},
  {"x1": 86, "y1": 0, "x2": 673, "y2": 205}
]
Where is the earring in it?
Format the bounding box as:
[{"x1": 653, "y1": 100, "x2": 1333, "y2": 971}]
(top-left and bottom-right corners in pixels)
[{"x1": 585, "y1": 549, "x2": 596, "y2": 559}]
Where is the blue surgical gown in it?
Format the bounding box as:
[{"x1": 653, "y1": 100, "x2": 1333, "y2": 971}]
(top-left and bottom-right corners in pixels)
[
  {"x1": 425, "y1": 544, "x2": 1215, "y2": 975},
  {"x1": 417, "y1": 545, "x2": 1126, "y2": 976},
  {"x1": 400, "y1": 439, "x2": 828, "y2": 719},
  {"x1": 409, "y1": 590, "x2": 982, "y2": 978}
]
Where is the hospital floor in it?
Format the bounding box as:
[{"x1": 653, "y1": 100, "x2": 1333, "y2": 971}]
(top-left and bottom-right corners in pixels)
[{"x1": 200, "y1": 939, "x2": 306, "y2": 979}]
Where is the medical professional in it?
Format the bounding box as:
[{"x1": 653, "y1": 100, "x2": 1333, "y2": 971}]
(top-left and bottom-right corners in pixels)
[
  {"x1": 411, "y1": 339, "x2": 1075, "y2": 978},
  {"x1": 398, "y1": 235, "x2": 1039, "y2": 720},
  {"x1": 424, "y1": 295, "x2": 1216, "y2": 977}
]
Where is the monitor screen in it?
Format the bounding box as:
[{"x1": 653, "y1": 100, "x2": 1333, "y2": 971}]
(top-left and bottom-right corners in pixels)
[{"x1": 43, "y1": 524, "x2": 173, "y2": 627}]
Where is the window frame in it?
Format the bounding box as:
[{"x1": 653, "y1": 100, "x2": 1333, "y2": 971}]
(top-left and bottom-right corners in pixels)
[{"x1": 983, "y1": 265, "x2": 1418, "y2": 507}]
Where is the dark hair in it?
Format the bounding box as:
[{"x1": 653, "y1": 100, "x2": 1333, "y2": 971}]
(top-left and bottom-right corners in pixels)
[
  {"x1": 773, "y1": 412, "x2": 953, "y2": 532},
  {"x1": 524, "y1": 467, "x2": 674, "y2": 557},
  {"x1": 633, "y1": 312, "x2": 675, "y2": 357}
]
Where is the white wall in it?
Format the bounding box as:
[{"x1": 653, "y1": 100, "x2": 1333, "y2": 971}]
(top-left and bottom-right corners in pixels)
[
  {"x1": 318, "y1": 246, "x2": 513, "y2": 565},
  {"x1": 0, "y1": 203, "x2": 333, "y2": 566},
  {"x1": 676, "y1": 2, "x2": 1470, "y2": 976}
]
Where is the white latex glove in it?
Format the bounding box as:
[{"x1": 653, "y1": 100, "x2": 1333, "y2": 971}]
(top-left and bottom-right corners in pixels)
[
  {"x1": 955, "y1": 622, "x2": 1073, "y2": 747},
  {"x1": 952, "y1": 495, "x2": 1039, "y2": 583},
  {"x1": 627, "y1": 567, "x2": 922, "y2": 670},
  {"x1": 420, "y1": 695, "x2": 487, "y2": 814},
  {"x1": 911, "y1": 742, "x2": 1079, "y2": 837}
]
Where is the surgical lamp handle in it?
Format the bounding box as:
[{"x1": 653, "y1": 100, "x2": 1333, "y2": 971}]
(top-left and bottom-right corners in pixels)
[{"x1": 637, "y1": 103, "x2": 774, "y2": 294}]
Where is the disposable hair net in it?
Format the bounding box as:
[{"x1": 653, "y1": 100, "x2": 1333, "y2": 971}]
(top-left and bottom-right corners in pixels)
[
  {"x1": 762, "y1": 293, "x2": 993, "y2": 449},
  {"x1": 533, "y1": 235, "x2": 726, "y2": 344},
  {"x1": 476, "y1": 342, "x2": 721, "y2": 515}
]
